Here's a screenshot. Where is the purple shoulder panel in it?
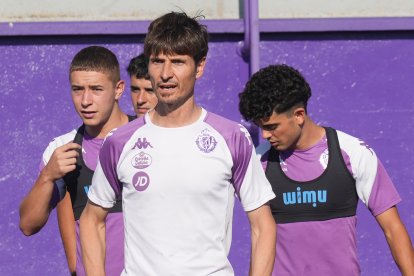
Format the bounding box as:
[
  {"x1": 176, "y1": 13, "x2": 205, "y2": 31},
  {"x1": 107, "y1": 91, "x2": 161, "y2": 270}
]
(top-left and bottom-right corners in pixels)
[
  {"x1": 204, "y1": 112, "x2": 253, "y2": 195},
  {"x1": 99, "y1": 117, "x2": 145, "y2": 197},
  {"x1": 260, "y1": 150, "x2": 269, "y2": 171},
  {"x1": 368, "y1": 160, "x2": 402, "y2": 216}
]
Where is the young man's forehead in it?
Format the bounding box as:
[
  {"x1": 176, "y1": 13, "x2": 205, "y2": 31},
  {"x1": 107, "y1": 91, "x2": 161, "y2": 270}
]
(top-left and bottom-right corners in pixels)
[
  {"x1": 130, "y1": 76, "x2": 152, "y2": 85},
  {"x1": 69, "y1": 70, "x2": 119, "y2": 87},
  {"x1": 70, "y1": 69, "x2": 115, "y2": 79}
]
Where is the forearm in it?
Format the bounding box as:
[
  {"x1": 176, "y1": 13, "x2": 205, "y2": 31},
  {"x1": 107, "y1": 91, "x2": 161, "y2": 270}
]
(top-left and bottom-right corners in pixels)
[
  {"x1": 250, "y1": 224, "x2": 276, "y2": 276},
  {"x1": 248, "y1": 205, "x2": 276, "y2": 276},
  {"x1": 57, "y1": 192, "x2": 77, "y2": 273},
  {"x1": 19, "y1": 171, "x2": 55, "y2": 235},
  {"x1": 80, "y1": 205, "x2": 106, "y2": 276},
  {"x1": 384, "y1": 224, "x2": 414, "y2": 275},
  {"x1": 377, "y1": 207, "x2": 414, "y2": 275}
]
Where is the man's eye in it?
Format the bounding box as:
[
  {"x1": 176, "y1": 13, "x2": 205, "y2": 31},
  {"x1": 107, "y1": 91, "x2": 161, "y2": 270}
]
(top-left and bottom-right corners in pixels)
[{"x1": 264, "y1": 125, "x2": 277, "y2": 131}]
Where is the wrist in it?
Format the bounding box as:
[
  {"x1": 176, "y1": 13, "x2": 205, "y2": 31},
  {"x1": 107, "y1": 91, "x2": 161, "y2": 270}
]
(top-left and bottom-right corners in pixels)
[{"x1": 39, "y1": 167, "x2": 57, "y2": 184}]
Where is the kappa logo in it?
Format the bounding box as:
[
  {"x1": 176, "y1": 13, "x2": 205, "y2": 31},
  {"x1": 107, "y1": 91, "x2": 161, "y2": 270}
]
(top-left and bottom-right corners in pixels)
[
  {"x1": 132, "y1": 137, "x2": 153, "y2": 150},
  {"x1": 196, "y1": 129, "x2": 218, "y2": 153},
  {"x1": 103, "y1": 128, "x2": 117, "y2": 144},
  {"x1": 238, "y1": 124, "x2": 252, "y2": 145},
  {"x1": 359, "y1": 140, "x2": 374, "y2": 155},
  {"x1": 132, "y1": 171, "x2": 150, "y2": 192}
]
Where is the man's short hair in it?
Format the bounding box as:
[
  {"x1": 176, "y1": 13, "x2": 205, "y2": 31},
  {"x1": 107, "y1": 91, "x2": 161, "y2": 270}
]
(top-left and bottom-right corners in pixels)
[
  {"x1": 144, "y1": 12, "x2": 208, "y2": 64},
  {"x1": 70, "y1": 46, "x2": 120, "y2": 84},
  {"x1": 126, "y1": 53, "x2": 149, "y2": 79},
  {"x1": 239, "y1": 64, "x2": 312, "y2": 122}
]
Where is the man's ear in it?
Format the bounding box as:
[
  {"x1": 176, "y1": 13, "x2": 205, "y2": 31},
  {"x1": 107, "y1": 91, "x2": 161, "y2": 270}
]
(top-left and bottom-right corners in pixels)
[
  {"x1": 293, "y1": 107, "x2": 306, "y2": 125},
  {"x1": 195, "y1": 57, "x2": 206, "y2": 79},
  {"x1": 114, "y1": 80, "x2": 125, "y2": 100}
]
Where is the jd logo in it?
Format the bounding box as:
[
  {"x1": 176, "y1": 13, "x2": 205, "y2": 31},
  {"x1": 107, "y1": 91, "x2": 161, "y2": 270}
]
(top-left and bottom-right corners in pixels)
[
  {"x1": 132, "y1": 171, "x2": 150, "y2": 192},
  {"x1": 132, "y1": 138, "x2": 153, "y2": 150}
]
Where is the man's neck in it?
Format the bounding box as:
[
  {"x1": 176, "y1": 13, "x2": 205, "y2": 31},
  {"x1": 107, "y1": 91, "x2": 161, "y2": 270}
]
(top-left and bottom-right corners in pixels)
[
  {"x1": 294, "y1": 118, "x2": 325, "y2": 151},
  {"x1": 150, "y1": 98, "x2": 202, "y2": 128}
]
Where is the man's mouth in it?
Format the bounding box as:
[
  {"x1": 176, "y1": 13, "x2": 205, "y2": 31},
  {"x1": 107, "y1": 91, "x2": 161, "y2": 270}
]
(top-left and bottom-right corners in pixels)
[{"x1": 81, "y1": 111, "x2": 96, "y2": 119}]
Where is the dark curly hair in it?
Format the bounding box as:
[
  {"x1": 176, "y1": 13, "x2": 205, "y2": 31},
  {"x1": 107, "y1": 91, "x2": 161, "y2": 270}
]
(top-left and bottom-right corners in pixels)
[{"x1": 239, "y1": 64, "x2": 312, "y2": 122}]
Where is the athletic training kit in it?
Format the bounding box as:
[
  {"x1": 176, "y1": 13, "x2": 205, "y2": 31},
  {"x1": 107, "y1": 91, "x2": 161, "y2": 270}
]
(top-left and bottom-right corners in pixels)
[
  {"x1": 260, "y1": 127, "x2": 401, "y2": 276},
  {"x1": 42, "y1": 115, "x2": 135, "y2": 276},
  {"x1": 88, "y1": 109, "x2": 275, "y2": 275}
]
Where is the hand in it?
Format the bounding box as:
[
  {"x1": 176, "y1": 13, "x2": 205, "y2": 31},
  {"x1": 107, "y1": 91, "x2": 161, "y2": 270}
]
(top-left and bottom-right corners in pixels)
[{"x1": 42, "y1": 142, "x2": 81, "y2": 181}]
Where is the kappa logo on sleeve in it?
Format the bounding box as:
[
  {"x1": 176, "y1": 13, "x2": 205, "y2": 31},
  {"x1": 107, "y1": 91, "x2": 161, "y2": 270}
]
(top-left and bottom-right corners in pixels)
[
  {"x1": 238, "y1": 124, "x2": 252, "y2": 146},
  {"x1": 102, "y1": 128, "x2": 117, "y2": 144},
  {"x1": 359, "y1": 140, "x2": 374, "y2": 155}
]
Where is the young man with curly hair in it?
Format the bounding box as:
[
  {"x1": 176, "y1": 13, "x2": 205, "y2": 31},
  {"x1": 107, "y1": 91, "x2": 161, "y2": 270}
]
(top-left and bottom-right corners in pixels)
[{"x1": 239, "y1": 64, "x2": 414, "y2": 275}]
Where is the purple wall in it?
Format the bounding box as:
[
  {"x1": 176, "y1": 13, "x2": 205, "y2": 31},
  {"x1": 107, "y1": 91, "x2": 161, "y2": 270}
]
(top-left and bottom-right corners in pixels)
[{"x1": 1, "y1": 21, "x2": 413, "y2": 275}]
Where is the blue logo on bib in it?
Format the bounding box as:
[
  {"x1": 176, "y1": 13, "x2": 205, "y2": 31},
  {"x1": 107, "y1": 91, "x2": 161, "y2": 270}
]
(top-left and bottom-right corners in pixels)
[{"x1": 283, "y1": 187, "x2": 327, "y2": 207}]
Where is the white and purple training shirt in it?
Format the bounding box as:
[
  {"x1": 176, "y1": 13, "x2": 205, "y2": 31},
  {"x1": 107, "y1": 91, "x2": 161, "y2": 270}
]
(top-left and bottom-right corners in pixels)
[
  {"x1": 89, "y1": 108, "x2": 275, "y2": 275},
  {"x1": 257, "y1": 129, "x2": 401, "y2": 276},
  {"x1": 41, "y1": 130, "x2": 124, "y2": 276}
]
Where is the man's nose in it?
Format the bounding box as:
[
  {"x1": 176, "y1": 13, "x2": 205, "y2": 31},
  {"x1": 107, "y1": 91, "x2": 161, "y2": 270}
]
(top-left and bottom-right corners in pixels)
[
  {"x1": 161, "y1": 62, "x2": 173, "y2": 81},
  {"x1": 137, "y1": 92, "x2": 147, "y2": 104},
  {"x1": 81, "y1": 90, "x2": 93, "y2": 106},
  {"x1": 261, "y1": 129, "x2": 272, "y2": 140}
]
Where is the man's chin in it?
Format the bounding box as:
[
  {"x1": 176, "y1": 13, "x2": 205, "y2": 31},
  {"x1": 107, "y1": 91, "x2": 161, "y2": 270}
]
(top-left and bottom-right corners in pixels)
[{"x1": 81, "y1": 118, "x2": 99, "y2": 127}]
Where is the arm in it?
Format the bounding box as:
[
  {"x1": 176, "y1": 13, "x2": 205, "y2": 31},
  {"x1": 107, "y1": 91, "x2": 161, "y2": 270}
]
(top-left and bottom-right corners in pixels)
[
  {"x1": 376, "y1": 206, "x2": 414, "y2": 275},
  {"x1": 57, "y1": 191, "x2": 77, "y2": 274},
  {"x1": 80, "y1": 200, "x2": 109, "y2": 276},
  {"x1": 19, "y1": 142, "x2": 81, "y2": 235},
  {"x1": 247, "y1": 204, "x2": 276, "y2": 276}
]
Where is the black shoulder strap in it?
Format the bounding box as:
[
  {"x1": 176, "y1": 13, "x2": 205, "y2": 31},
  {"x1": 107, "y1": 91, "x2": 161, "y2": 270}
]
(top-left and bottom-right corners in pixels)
[{"x1": 127, "y1": 114, "x2": 137, "y2": 122}]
